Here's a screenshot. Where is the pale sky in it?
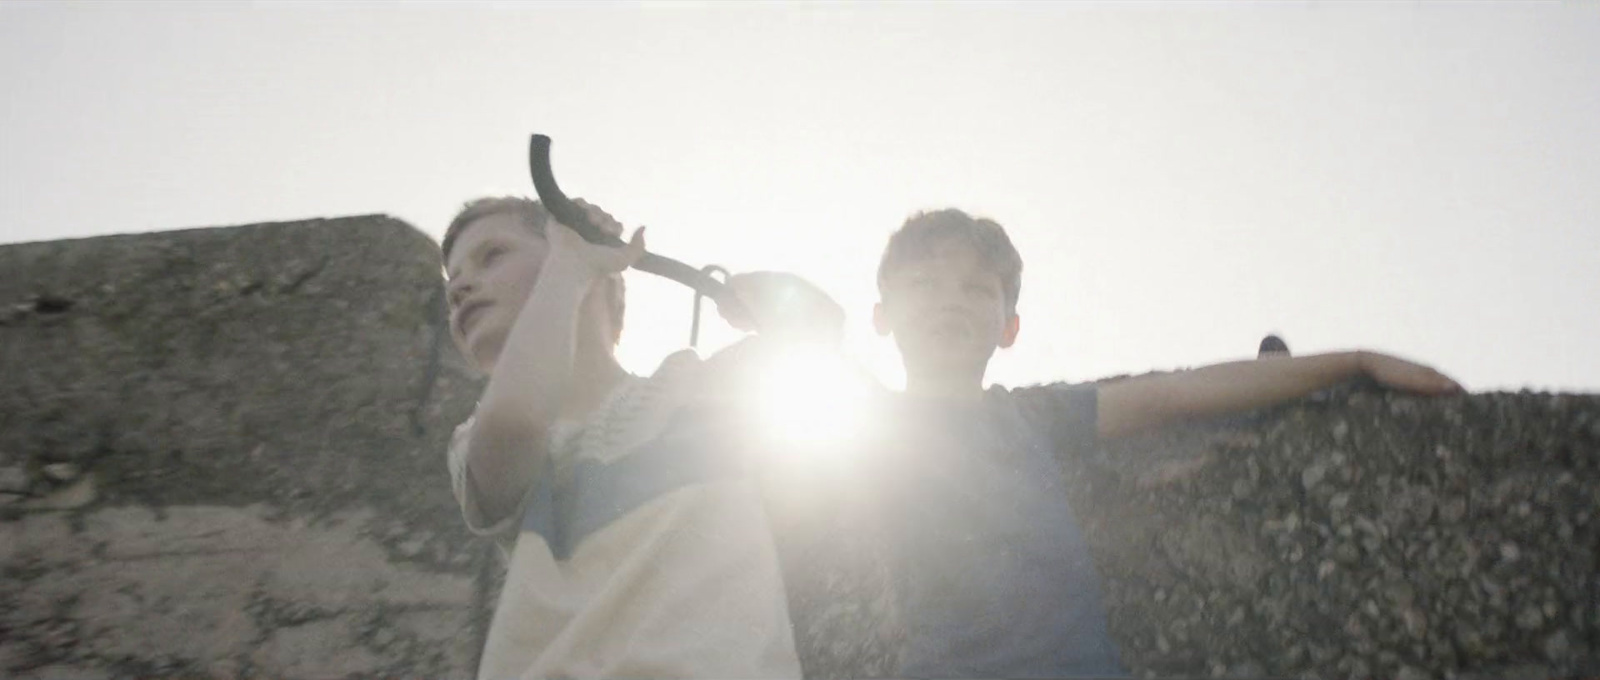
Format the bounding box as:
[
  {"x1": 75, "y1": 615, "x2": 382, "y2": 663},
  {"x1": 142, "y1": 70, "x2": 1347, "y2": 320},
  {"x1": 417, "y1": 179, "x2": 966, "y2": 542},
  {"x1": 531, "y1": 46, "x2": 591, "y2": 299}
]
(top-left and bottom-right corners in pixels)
[{"x1": 3, "y1": 2, "x2": 1597, "y2": 393}]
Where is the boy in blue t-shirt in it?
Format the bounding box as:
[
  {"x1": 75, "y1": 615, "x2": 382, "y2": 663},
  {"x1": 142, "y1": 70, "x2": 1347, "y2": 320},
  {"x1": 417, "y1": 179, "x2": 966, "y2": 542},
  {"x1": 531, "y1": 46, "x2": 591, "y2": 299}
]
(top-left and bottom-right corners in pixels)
[{"x1": 868, "y1": 209, "x2": 1462, "y2": 678}]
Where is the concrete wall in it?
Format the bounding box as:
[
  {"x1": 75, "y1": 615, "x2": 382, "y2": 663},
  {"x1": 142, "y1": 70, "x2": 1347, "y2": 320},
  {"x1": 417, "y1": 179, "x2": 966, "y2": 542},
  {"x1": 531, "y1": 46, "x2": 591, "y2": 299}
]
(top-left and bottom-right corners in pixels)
[
  {"x1": 1, "y1": 217, "x2": 1594, "y2": 679},
  {"x1": 1, "y1": 217, "x2": 487, "y2": 679},
  {"x1": 1075, "y1": 387, "x2": 1598, "y2": 679}
]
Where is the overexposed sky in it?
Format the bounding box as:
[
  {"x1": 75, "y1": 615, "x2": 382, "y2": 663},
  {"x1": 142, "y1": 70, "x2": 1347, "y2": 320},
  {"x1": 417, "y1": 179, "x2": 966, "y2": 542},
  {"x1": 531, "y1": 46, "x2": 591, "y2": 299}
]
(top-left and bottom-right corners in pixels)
[{"x1": 3, "y1": 2, "x2": 1596, "y2": 392}]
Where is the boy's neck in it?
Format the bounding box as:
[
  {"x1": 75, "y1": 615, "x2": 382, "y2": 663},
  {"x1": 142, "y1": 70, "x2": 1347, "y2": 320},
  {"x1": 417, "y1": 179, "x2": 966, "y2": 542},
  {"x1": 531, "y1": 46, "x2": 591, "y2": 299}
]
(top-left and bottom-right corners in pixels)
[{"x1": 903, "y1": 364, "x2": 987, "y2": 402}]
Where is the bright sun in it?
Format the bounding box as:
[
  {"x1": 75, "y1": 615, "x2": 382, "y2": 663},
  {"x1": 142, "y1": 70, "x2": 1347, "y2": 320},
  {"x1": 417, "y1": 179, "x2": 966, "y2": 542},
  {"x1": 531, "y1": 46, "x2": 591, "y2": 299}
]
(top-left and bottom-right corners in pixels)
[{"x1": 748, "y1": 345, "x2": 881, "y2": 468}]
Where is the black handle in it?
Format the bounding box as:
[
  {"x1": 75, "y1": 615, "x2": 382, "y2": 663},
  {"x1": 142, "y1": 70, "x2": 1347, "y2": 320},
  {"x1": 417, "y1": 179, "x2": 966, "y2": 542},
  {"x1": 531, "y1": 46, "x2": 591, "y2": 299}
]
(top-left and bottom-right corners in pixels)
[{"x1": 528, "y1": 135, "x2": 730, "y2": 300}]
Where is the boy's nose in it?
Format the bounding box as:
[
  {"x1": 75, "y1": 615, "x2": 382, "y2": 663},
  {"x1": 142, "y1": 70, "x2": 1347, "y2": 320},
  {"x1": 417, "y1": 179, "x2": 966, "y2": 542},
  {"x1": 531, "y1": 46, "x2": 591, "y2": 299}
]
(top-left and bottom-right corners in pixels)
[{"x1": 447, "y1": 278, "x2": 476, "y2": 308}]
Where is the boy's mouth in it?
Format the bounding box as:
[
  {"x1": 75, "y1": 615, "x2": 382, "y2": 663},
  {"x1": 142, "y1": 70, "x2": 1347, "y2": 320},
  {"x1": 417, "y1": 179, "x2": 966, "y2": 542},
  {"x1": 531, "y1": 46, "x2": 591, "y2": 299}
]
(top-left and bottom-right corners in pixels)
[{"x1": 456, "y1": 300, "x2": 493, "y2": 337}]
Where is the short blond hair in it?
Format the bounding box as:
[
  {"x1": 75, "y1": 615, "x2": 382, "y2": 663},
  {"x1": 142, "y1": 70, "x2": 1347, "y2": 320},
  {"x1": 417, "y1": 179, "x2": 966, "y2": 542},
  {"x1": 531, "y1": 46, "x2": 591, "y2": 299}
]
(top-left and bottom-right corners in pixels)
[
  {"x1": 441, "y1": 196, "x2": 626, "y2": 344},
  {"x1": 441, "y1": 196, "x2": 549, "y2": 262},
  {"x1": 877, "y1": 208, "x2": 1023, "y2": 316}
]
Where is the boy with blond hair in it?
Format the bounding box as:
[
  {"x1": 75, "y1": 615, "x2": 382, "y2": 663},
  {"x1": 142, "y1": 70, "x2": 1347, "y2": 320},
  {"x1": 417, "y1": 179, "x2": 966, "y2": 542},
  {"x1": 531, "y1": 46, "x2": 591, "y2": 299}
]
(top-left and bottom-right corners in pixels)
[
  {"x1": 868, "y1": 208, "x2": 1460, "y2": 677},
  {"x1": 442, "y1": 196, "x2": 839, "y2": 679}
]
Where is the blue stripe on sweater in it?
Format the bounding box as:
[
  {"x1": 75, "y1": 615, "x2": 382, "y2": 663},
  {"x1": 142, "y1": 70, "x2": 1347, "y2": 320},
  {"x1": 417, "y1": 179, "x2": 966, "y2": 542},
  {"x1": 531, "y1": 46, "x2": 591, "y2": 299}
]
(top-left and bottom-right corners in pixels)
[{"x1": 521, "y1": 408, "x2": 742, "y2": 560}]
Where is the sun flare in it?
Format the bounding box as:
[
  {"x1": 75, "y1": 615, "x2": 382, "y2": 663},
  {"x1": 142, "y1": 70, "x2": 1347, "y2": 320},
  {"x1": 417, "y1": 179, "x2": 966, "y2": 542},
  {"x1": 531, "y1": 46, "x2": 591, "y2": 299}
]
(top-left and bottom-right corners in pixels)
[{"x1": 749, "y1": 346, "x2": 880, "y2": 466}]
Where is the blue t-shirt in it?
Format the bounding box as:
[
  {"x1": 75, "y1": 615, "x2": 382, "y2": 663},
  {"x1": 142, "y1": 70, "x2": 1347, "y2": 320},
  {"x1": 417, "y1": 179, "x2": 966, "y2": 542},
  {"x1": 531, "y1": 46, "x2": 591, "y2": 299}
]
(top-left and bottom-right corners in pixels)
[{"x1": 875, "y1": 384, "x2": 1127, "y2": 678}]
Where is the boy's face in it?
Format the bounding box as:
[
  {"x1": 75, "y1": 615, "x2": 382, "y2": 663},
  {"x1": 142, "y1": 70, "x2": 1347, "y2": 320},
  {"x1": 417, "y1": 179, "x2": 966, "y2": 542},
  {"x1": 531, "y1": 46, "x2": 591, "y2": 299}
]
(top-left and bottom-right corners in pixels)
[
  {"x1": 874, "y1": 240, "x2": 1019, "y2": 376},
  {"x1": 444, "y1": 213, "x2": 550, "y2": 372}
]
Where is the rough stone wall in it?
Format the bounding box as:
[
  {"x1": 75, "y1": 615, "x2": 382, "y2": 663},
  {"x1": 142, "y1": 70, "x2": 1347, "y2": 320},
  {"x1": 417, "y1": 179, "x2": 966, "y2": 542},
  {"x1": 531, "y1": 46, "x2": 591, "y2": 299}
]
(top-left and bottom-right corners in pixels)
[
  {"x1": 2, "y1": 217, "x2": 1595, "y2": 680},
  {"x1": 0, "y1": 217, "x2": 488, "y2": 679},
  {"x1": 1071, "y1": 387, "x2": 1599, "y2": 679}
]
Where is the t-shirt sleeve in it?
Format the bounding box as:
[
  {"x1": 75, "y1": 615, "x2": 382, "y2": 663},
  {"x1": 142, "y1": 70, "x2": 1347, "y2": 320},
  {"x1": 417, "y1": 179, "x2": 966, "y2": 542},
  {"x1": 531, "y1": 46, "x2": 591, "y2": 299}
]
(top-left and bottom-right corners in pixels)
[
  {"x1": 446, "y1": 416, "x2": 521, "y2": 539},
  {"x1": 1011, "y1": 382, "x2": 1101, "y2": 460}
]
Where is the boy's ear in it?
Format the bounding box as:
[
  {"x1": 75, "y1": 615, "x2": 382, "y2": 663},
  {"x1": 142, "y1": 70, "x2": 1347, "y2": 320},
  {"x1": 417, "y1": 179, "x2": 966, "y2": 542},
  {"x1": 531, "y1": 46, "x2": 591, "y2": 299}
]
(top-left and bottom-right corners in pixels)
[
  {"x1": 872, "y1": 303, "x2": 891, "y2": 337},
  {"x1": 999, "y1": 313, "x2": 1021, "y2": 348}
]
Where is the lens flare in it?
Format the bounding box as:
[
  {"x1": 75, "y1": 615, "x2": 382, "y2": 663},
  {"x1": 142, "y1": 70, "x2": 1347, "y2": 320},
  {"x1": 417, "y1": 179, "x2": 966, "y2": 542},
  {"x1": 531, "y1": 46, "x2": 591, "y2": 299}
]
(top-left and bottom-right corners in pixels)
[{"x1": 749, "y1": 346, "x2": 879, "y2": 467}]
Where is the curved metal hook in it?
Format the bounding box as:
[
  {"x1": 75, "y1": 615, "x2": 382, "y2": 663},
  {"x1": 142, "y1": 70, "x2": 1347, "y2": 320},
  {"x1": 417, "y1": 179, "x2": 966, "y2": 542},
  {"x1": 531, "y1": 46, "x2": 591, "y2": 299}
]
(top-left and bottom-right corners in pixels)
[
  {"x1": 528, "y1": 135, "x2": 732, "y2": 301},
  {"x1": 690, "y1": 265, "x2": 732, "y2": 348}
]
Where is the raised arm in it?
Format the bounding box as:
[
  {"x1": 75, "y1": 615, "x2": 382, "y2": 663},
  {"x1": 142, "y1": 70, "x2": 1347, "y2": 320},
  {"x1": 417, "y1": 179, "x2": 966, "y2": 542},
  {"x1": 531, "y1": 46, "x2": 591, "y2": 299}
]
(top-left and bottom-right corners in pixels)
[
  {"x1": 465, "y1": 211, "x2": 644, "y2": 523},
  {"x1": 1096, "y1": 350, "x2": 1461, "y2": 439}
]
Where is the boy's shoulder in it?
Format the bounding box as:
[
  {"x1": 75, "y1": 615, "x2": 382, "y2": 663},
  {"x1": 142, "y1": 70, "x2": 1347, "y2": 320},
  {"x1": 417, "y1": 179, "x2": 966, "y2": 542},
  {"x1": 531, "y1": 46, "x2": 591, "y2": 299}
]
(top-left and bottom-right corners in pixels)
[
  {"x1": 629, "y1": 348, "x2": 719, "y2": 402},
  {"x1": 985, "y1": 380, "x2": 1099, "y2": 408},
  {"x1": 983, "y1": 381, "x2": 1100, "y2": 446},
  {"x1": 653, "y1": 348, "x2": 704, "y2": 374}
]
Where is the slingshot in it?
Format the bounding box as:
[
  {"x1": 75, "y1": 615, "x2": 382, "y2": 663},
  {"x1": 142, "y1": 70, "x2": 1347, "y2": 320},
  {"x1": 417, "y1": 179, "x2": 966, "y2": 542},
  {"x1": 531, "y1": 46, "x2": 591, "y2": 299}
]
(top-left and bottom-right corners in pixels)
[{"x1": 529, "y1": 134, "x2": 740, "y2": 347}]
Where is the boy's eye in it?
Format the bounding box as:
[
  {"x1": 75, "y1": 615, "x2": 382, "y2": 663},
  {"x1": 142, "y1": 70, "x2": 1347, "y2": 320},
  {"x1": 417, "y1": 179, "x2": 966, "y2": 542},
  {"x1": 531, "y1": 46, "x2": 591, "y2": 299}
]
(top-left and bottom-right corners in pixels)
[{"x1": 482, "y1": 247, "x2": 505, "y2": 266}]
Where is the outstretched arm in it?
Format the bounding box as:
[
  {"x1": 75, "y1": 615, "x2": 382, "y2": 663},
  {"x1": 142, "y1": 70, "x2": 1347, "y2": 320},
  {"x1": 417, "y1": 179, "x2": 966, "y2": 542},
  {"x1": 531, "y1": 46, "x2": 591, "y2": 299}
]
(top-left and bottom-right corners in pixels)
[{"x1": 1097, "y1": 351, "x2": 1461, "y2": 439}]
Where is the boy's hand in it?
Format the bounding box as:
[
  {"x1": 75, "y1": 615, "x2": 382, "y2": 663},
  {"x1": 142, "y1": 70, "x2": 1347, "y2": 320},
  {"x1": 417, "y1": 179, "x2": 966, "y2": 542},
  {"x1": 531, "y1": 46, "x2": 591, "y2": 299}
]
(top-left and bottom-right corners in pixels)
[
  {"x1": 1359, "y1": 351, "x2": 1463, "y2": 395},
  {"x1": 715, "y1": 271, "x2": 844, "y2": 341},
  {"x1": 545, "y1": 198, "x2": 646, "y2": 280}
]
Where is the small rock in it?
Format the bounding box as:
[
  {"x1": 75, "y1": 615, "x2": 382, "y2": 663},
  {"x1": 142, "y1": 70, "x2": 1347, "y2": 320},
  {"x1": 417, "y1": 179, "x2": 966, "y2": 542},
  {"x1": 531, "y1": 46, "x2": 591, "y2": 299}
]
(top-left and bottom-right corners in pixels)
[
  {"x1": 41, "y1": 462, "x2": 81, "y2": 482},
  {"x1": 1301, "y1": 464, "x2": 1327, "y2": 491},
  {"x1": 1362, "y1": 599, "x2": 1380, "y2": 619},
  {"x1": 398, "y1": 538, "x2": 427, "y2": 558},
  {"x1": 1515, "y1": 606, "x2": 1544, "y2": 631},
  {"x1": 20, "y1": 473, "x2": 97, "y2": 510},
  {"x1": 1332, "y1": 421, "x2": 1349, "y2": 443},
  {"x1": 1285, "y1": 643, "x2": 1307, "y2": 665},
  {"x1": 1439, "y1": 497, "x2": 1468, "y2": 523},
  {"x1": 1340, "y1": 655, "x2": 1371, "y2": 678},
  {"x1": 1330, "y1": 492, "x2": 1351, "y2": 512},
  {"x1": 1385, "y1": 582, "x2": 1416, "y2": 606},
  {"x1": 1227, "y1": 659, "x2": 1266, "y2": 678},
  {"x1": 1541, "y1": 630, "x2": 1570, "y2": 661},
  {"x1": 1333, "y1": 542, "x2": 1361, "y2": 565},
  {"x1": 0, "y1": 465, "x2": 26, "y2": 489},
  {"x1": 1406, "y1": 489, "x2": 1438, "y2": 525},
  {"x1": 1400, "y1": 607, "x2": 1428, "y2": 638},
  {"x1": 1231, "y1": 478, "x2": 1252, "y2": 499},
  {"x1": 1395, "y1": 666, "x2": 1432, "y2": 680},
  {"x1": 372, "y1": 628, "x2": 396, "y2": 647},
  {"x1": 1541, "y1": 600, "x2": 1560, "y2": 619},
  {"x1": 1500, "y1": 542, "x2": 1520, "y2": 562}
]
